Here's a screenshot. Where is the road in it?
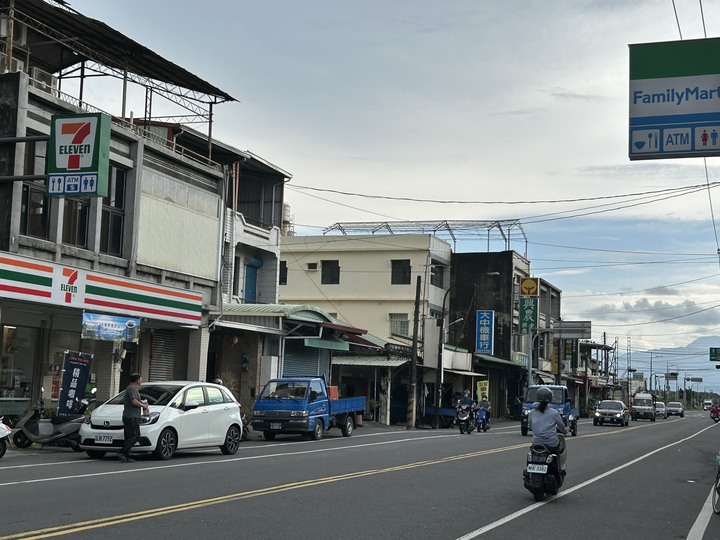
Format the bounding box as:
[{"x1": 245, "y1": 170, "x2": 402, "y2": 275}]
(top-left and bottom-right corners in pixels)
[{"x1": 1, "y1": 412, "x2": 719, "y2": 539}]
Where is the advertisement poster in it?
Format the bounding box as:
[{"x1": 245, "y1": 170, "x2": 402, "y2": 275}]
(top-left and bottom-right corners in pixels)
[
  {"x1": 476, "y1": 380, "x2": 489, "y2": 399},
  {"x1": 56, "y1": 351, "x2": 93, "y2": 417},
  {"x1": 82, "y1": 312, "x2": 140, "y2": 342}
]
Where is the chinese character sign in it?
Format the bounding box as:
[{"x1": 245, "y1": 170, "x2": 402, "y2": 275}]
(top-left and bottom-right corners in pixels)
[
  {"x1": 475, "y1": 310, "x2": 494, "y2": 355},
  {"x1": 56, "y1": 351, "x2": 93, "y2": 417},
  {"x1": 519, "y1": 297, "x2": 538, "y2": 335}
]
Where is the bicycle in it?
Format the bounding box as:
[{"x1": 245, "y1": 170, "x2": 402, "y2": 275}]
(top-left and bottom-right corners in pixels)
[{"x1": 713, "y1": 453, "x2": 720, "y2": 514}]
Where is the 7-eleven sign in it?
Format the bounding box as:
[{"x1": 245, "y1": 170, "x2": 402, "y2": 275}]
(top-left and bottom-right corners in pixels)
[{"x1": 48, "y1": 113, "x2": 110, "y2": 197}]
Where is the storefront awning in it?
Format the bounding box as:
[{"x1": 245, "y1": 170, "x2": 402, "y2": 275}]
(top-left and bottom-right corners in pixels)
[
  {"x1": 536, "y1": 372, "x2": 556, "y2": 385},
  {"x1": 475, "y1": 354, "x2": 525, "y2": 369},
  {"x1": 304, "y1": 336, "x2": 349, "y2": 351},
  {"x1": 446, "y1": 369, "x2": 486, "y2": 377},
  {"x1": 332, "y1": 356, "x2": 407, "y2": 367}
]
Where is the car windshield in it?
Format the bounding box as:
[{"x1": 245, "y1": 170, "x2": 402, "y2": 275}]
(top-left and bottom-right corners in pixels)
[
  {"x1": 525, "y1": 387, "x2": 564, "y2": 405},
  {"x1": 668, "y1": 402, "x2": 682, "y2": 407},
  {"x1": 599, "y1": 401, "x2": 622, "y2": 410},
  {"x1": 259, "y1": 381, "x2": 309, "y2": 400},
  {"x1": 106, "y1": 384, "x2": 184, "y2": 406},
  {"x1": 656, "y1": 403, "x2": 665, "y2": 409},
  {"x1": 633, "y1": 398, "x2": 653, "y2": 406}
]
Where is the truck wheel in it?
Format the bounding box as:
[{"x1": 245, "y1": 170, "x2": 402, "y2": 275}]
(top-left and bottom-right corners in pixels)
[
  {"x1": 341, "y1": 415, "x2": 354, "y2": 437},
  {"x1": 264, "y1": 432, "x2": 276, "y2": 441},
  {"x1": 312, "y1": 419, "x2": 324, "y2": 441}
]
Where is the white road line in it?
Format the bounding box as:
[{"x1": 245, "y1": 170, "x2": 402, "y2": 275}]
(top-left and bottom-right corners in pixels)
[
  {"x1": 687, "y1": 486, "x2": 715, "y2": 540},
  {"x1": 456, "y1": 423, "x2": 718, "y2": 539}
]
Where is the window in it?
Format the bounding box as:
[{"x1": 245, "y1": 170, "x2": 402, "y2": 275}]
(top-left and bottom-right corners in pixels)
[
  {"x1": 391, "y1": 259, "x2": 411, "y2": 284},
  {"x1": 430, "y1": 262, "x2": 445, "y2": 288},
  {"x1": 279, "y1": 260, "x2": 288, "y2": 285},
  {"x1": 20, "y1": 139, "x2": 50, "y2": 240},
  {"x1": 62, "y1": 197, "x2": 90, "y2": 248},
  {"x1": 233, "y1": 256, "x2": 241, "y2": 297},
  {"x1": 321, "y1": 260, "x2": 340, "y2": 284},
  {"x1": 100, "y1": 165, "x2": 126, "y2": 256},
  {"x1": 389, "y1": 313, "x2": 409, "y2": 337},
  {"x1": 206, "y1": 386, "x2": 225, "y2": 405},
  {"x1": 185, "y1": 386, "x2": 206, "y2": 406}
]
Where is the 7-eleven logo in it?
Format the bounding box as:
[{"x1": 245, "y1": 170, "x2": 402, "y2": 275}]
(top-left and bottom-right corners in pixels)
[
  {"x1": 61, "y1": 268, "x2": 79, "y2": 303},
  {"x1": 55, "y1": 117, "x2": 97, "y2": 171}
]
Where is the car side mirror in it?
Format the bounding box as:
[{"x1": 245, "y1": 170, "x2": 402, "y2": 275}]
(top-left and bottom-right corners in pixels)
[{"x1": 184, "y1": 400, "x2": 200, "y2": 411}]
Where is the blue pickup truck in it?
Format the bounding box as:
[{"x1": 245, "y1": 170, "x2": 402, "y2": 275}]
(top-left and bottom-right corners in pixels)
[
  {"x1": 520, "y1": 385, "x2": 578, "y2": 437},
  {"x1": 251, "y1": 377, "x2": 366, "y2": 441}
]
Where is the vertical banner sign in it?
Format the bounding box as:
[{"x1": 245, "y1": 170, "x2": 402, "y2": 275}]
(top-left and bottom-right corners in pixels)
[
  {"x1": 475, "y1": 310, "x2": 494, "y2": 355},
  {"x1": 57, "y1": 351, "x2": 93, "y2": 417},
  {"x1": 629, "y1": 38, "x2": 720, "y2": 160},
  {"x1": 47, "y1": 113, "x2": 111, "y2": 196},
  {"x1": 476, "y1": 380, "x2": 489, "y2": 400},
  {"x1": 562, "y1": 338, "x2": 579, "y2": 372},
  {"x1": 519, "y1": 297, "x2": 538, "y2": 335}
]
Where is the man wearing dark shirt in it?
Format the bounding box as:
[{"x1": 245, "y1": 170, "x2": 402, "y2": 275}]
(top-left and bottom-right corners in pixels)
[{"x1": 120, "y1": 373, "x2": 149, "y2": 463}]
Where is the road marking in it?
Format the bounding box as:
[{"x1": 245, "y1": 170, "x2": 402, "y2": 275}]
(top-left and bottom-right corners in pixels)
[
  {"x1": 455, "y1": 422, "x2": 718, "y2": 539},
  {"x1": 687, "y1": 485, "x2": 715, "y2": 540}
]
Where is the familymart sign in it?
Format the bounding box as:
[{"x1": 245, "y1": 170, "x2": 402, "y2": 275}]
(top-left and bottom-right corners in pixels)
[
  {"x1": 47, "y1": 113, "x2": 111, "y2": 196},
  {"x1": 629, "y1": 37, "x2": 720, "y2": 160}
]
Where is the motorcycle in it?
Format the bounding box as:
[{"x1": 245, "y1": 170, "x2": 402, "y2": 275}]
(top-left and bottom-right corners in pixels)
[
  {"x1": 523, "y1": 434, "x2": 566, "y2": 502},
  {"x1": 475, "y1": 407, "x2": 489, "y2": 432},
  {"x1": 0, "y1": 416, "x2": 11, "y2": 459},
  {"x1": 711, "y1": 409, "x2": 720, "y2": 423},
  {"x1": 13, "y1": 387, "x2": 96, "y2": 451},
  {"x1": 456, "y1": 403, "x2": 475, "y2": 434}
]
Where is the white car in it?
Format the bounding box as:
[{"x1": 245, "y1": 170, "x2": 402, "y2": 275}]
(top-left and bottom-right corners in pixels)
[
  {"x1": 655, "y1": 402, "x2": 667, "y2": 419},
  {"x1": 79, "y1": 381, "x2": 242, "y2": 460}
]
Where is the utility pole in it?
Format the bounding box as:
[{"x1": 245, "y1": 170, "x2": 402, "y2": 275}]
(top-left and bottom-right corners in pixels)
[{"x1": 406, "y1": 276, "x2": 420, "y2": 430}]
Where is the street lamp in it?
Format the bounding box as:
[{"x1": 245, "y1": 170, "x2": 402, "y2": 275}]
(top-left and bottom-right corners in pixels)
[{"x1": 434, "y1": 271, "x2": 499, "y2": 429}]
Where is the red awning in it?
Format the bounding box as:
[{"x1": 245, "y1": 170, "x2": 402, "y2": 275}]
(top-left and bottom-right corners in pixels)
[{"x1": 321, "y1": 322, "x2": 367, "y2": 335}]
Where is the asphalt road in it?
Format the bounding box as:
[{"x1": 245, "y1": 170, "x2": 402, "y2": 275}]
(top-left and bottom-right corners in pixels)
[{"x1": 1, "y1": 413, "x2": 720, "y2": 539}]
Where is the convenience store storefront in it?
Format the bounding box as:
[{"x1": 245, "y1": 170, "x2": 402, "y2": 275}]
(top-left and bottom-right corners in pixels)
[{"x1": 0, "y1": 252, "x2": 203, "y2": 423}]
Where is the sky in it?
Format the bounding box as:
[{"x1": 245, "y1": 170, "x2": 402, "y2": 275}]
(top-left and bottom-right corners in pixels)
[{"x1": 67, "y1": 0, "x2": 720, "y2": 393}]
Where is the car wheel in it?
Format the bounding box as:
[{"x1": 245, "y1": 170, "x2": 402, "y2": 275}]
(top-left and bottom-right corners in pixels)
[
  {"x1": 264, "y1": 431, "x2": 276, "y2": 441},
  {"x1": 85, "y1": 450, "x2": 106, "y2": 459},
  {"x1": 12, "y1": 431, "x2": 32, "y2": 448},
  {"x1": 341, "y1": 415, "x2": 354, "y2": 437},
  {"x1": 0, "y1": 439, "x2": 6, "y2": 459},
  {"x1": 681, "y1": 413, "x2": 684, "y2": 418},
  {"x1": 153, "y1": 428, "x2": 177, "y2": 460},
  {"x1": 220, "y1": 425, "x2": 241, "y2": 455},
  {"x1": 311, "y1": 419, "x2": 324, "y2": 441}
]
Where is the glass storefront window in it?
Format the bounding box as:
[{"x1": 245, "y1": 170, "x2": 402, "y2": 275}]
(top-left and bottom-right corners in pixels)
[{"x1": 0, "y1": 326, "x2": 41, "y2": 420}]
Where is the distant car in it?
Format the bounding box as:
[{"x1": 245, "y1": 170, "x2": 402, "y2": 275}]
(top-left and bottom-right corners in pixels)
[
  {"x1": 667, "y1": 401, "x2": 685, "y2": 417},
  {"x1": 593, "y1": 400, "x2": 630, "y2": 427},
  {"x1": 79, "y1": 381, "x2": 243, "y2": 460},
  {"x1": 655, "y1": 402, "x2": 667, "y2": 419}
]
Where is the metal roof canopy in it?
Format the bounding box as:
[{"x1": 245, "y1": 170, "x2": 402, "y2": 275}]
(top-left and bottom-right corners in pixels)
[
  {"x1": 1, "y1": 0, "x2": 235, "y2": 130},
  {"x1": 333, "y1": 356, "x2": 407, "y2": 368},
  {"x1": 322, "y1": 220, "x2": 528, "y2": 255}
]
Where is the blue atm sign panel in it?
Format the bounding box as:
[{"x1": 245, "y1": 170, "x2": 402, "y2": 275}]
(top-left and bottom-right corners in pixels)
[
  {"x1": 475, "y1": 310, "x2": 494, "y2": 355},
  {"x1": 629, "y1": 38, "x2": 720, "y2": 160}
]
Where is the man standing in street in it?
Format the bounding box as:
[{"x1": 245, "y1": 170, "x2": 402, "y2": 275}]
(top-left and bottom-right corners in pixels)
[{"x1": 120, "y1": 373, "x2": 148, "y2": 463}]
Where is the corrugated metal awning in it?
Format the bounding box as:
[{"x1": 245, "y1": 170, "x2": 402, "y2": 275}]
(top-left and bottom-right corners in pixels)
[
  {"x1": 475, "y1": 354, "x2": 525, "y2": 368},
  {"x1": 305, "y1": 336, "x2": 349, "y2": 351},
  {"x1": 446, "y1": 369, "x2": 486, "y2": 377},
  {"x1": 332, "y1": 356, "x2": 407, "y2": 367}
]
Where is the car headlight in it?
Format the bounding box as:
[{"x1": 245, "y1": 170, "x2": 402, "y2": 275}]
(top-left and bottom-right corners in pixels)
[
  {"x1": 84, "y1": 414, "x2": 92, "y2": 424},
  {"x1": 290, "y1": 410, "x2": 308, "y2": 417},
  {"x1": 615, "y1": 413, "x2": 621, "y2": 418},
  {"x1": 522, "y1": 409, "x2": 530, "y2": 416},
  {"x1": 594, "y1": 412, "x2": 600, "y2": 417},
  {"x1": 139, "y1": 412, "x2": 160, "y2": 425},
  {"x1": 254, "y1": 410, "x2": 265, "y2": 417}
]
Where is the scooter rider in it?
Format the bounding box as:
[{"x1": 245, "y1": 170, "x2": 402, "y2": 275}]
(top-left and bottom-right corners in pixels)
[
  {"x1": 527, "y1": 386, "x2": 569, "y2": 474},
  {"x1": 478, "y1": 394, "x2": 491, "y2": 424},
  {"x1": 457, "y1": 389, "x2": 474, "y2": 408}
]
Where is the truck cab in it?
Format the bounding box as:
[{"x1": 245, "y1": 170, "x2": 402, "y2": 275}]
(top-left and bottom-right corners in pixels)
[{"x1": 521, "y1": 385, "x2": 578, "y2": 437}]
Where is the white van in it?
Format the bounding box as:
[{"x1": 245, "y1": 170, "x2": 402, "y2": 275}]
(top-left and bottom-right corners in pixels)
[
  {"x1": 631, "y1": 393, "x2": 656, "y2": 421},
  {"x1": 704, "y1": 399, "x2": 713, "y2": 411}
]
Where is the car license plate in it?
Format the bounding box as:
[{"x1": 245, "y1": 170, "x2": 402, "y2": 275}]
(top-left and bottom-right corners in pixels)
[
  {"x1": 527, "y1": 464, "x2": 548, "y2": 473},
  {"x1": 270, "y1": 423, "x2": 282, "y2": 430},
  {"x1": 94, "y1": 433, "x2": 113, "y2": 444}
]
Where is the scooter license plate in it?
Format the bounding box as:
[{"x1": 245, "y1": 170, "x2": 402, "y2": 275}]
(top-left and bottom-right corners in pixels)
[
  {"x1": 94, "y1": 434, "x2": 113, "y2": 444},
  {"x1": 527, "y1": 464, "x2": 548, "y2": 473},
  {"x1": 270, "y1": 423, "x2": 282, "y2": 430}
]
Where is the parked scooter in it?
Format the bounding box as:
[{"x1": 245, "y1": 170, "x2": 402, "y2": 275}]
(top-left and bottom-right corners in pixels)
[
  {"x1": 522, "y1": 434, "x2": 566, "y2": 501},
  {"x1": 241, "y1": 413, "x2": 252, "y2": 441},
  {"x1": 0, "y1": 416, "x2": 11, "y2": 459},
  {"x1": 475, "y1": 407, "x2": 489, "y2": 432},
  {"x1": 456, "y1": 403, "x2": 475, "y2": 434},
  {"x1": 13, "y1": 387, "x2": 96, "y2": 451}
]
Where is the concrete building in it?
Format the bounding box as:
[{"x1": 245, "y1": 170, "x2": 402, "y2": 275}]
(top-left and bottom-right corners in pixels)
[{"x1": 0, "y1": 1, "x2": 289, "y2": 419}]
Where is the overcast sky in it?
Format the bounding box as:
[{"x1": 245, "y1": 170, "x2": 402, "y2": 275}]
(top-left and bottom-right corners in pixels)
[{"x1": 69, "y1": 0, "x2": 720, "y2": 392}]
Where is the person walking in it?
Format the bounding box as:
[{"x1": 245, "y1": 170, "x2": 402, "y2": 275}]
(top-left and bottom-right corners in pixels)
[{"x1": 120, "y1": 373, "x2": 149, "y2": 463}]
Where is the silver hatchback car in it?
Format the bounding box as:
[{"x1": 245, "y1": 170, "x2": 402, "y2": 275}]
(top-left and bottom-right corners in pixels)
[
  {"x1": 655, "y1": 402, "x2": 667, "y2": 419},
  {"x1": 666, "y1": 401, "x2": 685, "y2": 417}
]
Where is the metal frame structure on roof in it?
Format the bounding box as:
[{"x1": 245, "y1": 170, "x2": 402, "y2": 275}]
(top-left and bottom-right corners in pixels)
[
  {"x1": 322, "y1": 220, "x2": 528, "y2": 254},
  {"x1": 1, "y1": 0, "x2": 235, "y2": 154}
]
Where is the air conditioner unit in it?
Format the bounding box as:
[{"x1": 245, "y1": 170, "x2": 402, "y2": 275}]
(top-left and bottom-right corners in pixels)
[
  {"x1": 0, "y1": 17, "x2": 27, "y2": 46},
  {"x1": 0, "y1": 53, "x2": 23, "y2": 74},
  {"x1": 30, "y1": 66, "x2": 57, "y2": 93},
  {"x1": 306, "y1": 262, "x2": 318, "y2": 271}
]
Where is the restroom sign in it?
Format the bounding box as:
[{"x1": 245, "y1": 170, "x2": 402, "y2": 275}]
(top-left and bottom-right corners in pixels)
[{"x1": 47, "y1": 113, "x2": 111, "y2": 196}]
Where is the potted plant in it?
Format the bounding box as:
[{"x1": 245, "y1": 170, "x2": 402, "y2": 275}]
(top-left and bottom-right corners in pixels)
[{"x1": 365, "y1": 399, "x2": 380, "y2": 421}]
